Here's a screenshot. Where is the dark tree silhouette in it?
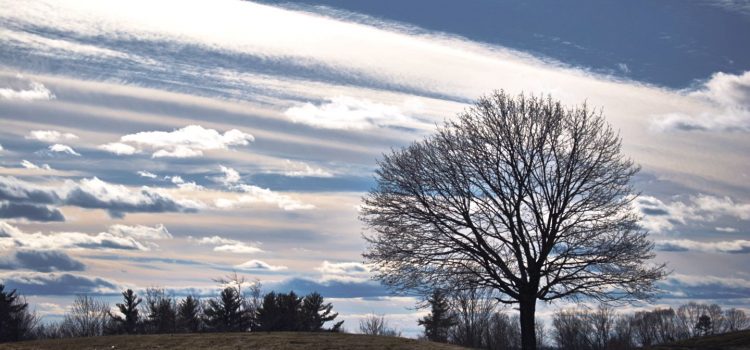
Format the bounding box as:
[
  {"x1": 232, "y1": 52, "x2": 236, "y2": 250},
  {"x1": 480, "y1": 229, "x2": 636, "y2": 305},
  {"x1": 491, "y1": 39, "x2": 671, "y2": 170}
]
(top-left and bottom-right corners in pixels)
[
  {"x1": 177, "y1": 295, "x2": 202, "y2": 333},
  {"x1": 696, "y1": 315, "x2": 712, "y2": 337},
  {"x1": 0, "y1": 285, "x2": 36, "y2": 342},
  {"x1": 204, "y1": 287, "x2": 249, "y2": 332},
  {"x1": 110, "y1": 289, "x2": 142, "y2": 334},
  {"x1": 143, "y1": 288, "x2": 176, "y2": 334},
  {"x1": 256, "y1": 291, "x2": 301, "y2": 331},
  {"x1": 418, "y1": 289, "x2": 456, "y2": 343},
  {"x1": 301, "y1": 292, "x2": 343, "y2": 332},
  {"x1": 362, "y1": 91, "x2": 667, "y2": 349}
]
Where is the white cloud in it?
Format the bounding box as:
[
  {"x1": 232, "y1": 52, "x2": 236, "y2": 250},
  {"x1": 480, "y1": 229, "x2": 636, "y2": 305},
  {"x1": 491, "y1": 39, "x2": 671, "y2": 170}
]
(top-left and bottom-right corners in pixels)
[
  {"x1": 235, "y1": 259, "x2": 287, "y2": 271},
  {"x1": 282, "y1": 160, "x2": 334, "y2": 178},
  {"x1": 634, "y1": 194, "x2": 750, "y2": 233},
  {"x1": 0, "y1": 221, "x2": 160, "y2": 251},
  {"x1": 20, "y1": 160, "x2": 51, "y2": 170},
  {"x1": 285, "y1": 96, "x2": 425, "y2": 130},
  {"x1": 656, "y1": 239, "x2": 750, "y2": 254},
  {"x1": 107, "y1": 224, "x2": 172, "y2": 240},
  {"x1": 212, "y1": 165, "x2": 241, "y2": 186},
  {"x1": 137, "y1": 171, "x2": 158, "y2": 179},
  {"x1": 316, "y1": 260, "x2": 372, "y2": 283},
  {"x1": 190, "y1": 235, "x2": 263, "y2": 254},
  {"x1": 216, "y1": 184, "x2": 314, "y2": 211},
  {"x1": 98, "y1": 142, "x2": 138, "y2": 155},
  {"x1": 47, "y1": 144, "x2": 81, "y2": 156},
  {"x1": 107, "y1": 125, "x2": 254, "y2": 158},
  {"x1": 653, "y1": 71, "x2": 750, "y2": 132},
  {"x1": 0, "y1": 78, "x2": 55, "y2": 101},
  {"x1": 25, "y1": 130, "x2": 78, "y2": 143},
  {"x1": 716, "y1": 227, "x2": 738, "y2": 233}
]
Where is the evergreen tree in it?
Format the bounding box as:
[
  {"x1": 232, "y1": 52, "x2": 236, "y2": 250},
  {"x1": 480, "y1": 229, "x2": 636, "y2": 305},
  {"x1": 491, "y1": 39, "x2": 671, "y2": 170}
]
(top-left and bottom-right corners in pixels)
[
  {"x1": 143, "y1": 288, "x2": 176, "y2": 334},
  {"x1": 418, "y1": 289, "x2": 456, "y2": 343},
  {"x1": 109, "y1": 289, "x2": 141, "y2": 334},
  {"x1": 301, "y1": 292, "x2": 343, "y2": 332},
  {"x1": 0, "y1": 285, "x2": 35, "y2": 342},
  {"x1": 177, "y1": 295, "x2": 202, "y2": 333},
  {"x1": 696, "y1": 315, "x2": 713, "y2": 336},
  {"x1": 204, "y1": 287, "x2": 249, "y2": 332}
]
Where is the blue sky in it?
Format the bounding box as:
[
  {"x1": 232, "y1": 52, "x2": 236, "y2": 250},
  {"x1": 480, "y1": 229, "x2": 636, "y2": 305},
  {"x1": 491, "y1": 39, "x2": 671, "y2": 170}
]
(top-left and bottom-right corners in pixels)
[{"x1": 1, "y1": 0, "x2": 749, "y2": 336}]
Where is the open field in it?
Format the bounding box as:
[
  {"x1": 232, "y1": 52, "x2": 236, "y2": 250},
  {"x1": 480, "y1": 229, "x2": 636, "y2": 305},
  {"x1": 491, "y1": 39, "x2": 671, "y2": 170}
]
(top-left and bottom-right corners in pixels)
[
  {"x1": 648, "y1": 330, "x2": 750, "y2": 350},
  {"x1": 0, "y1": 332, "x2": 468, "y2": 350}
]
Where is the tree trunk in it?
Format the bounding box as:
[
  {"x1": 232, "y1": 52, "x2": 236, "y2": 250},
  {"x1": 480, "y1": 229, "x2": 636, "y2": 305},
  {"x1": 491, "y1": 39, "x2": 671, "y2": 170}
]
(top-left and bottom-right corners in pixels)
[{"x1": 520, "y1": 296, "x2": 537, "y2": 350}]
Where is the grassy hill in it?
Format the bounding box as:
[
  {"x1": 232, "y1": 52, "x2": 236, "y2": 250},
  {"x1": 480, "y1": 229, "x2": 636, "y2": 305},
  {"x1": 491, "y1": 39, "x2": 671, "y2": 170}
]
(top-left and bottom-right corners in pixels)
[
  {"x1": 0, "y1": 332, "x2": 468, "y2": 350},
  {"x1": 648, "y1": 329, "x2": 750, "y2": 350}
]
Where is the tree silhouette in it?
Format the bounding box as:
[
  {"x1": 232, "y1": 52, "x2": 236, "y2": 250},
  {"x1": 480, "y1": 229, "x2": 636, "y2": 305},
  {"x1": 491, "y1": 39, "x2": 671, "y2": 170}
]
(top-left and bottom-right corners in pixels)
[
  {"x1": 143, "y1": 288, "x2": 176, "y2": 334},
  {"x1": 362, "y1": 91, "x2": 667, "y2": 349},
  {"x1": 696, "y1": 315, "x2": 712, "y2": 337},
  {"x1": 110, "y1": 289, "x2": 142, "y2": 334},
  {"x1": 257, "y1": 291, "x2": 342, "y2": 332},
  {"x1": 418, "y1": 289, "x2": 455, "y2": 343},
  {"x1": 0, "y1": 285, "x2": 36, "y2": 342},
  {"x1": 177, "y1": 295, "x2": 202, "y2": 333},
  {"x1": 204, "y1": 287, "x2": 249, "y2": 332},
  {"x1": 301, "y1": 292, "x2": 343, "y2": 332}
]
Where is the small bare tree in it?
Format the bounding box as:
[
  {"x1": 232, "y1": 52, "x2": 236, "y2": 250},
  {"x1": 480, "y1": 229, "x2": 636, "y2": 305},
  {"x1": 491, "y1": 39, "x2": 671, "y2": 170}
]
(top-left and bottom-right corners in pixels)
[
  {"x1": 60, "y1": 295, "x2": 109, "y2": 338},
  {"x1": 362, "y1": 91, "x2": 667, "y2": 349},
  {"x1": 359, "y1": 314, "x2": 401, "y2": 337}
]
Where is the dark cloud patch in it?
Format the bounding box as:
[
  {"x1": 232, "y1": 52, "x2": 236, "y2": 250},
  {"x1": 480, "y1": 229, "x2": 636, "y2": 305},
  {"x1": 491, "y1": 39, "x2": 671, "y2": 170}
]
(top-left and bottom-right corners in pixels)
[
  {"x1": 0, "y1": 273, "x2": 117, "y2": 295},
  {"x1": 0, "y1": 202, "x2": 65, "y2": 222},
  {"x1": 270, "y1": 278, "x2": 390, "y2": 298},
  {"x1": 640, "y1": 207, "x2": 669, "y2": 216},
  {"x1": 654, "y1": 242, "x2": 690, "y2": 252},
  {"x1": 0, "y1": 177, "x2": 59, "y2": 204},
  {"x1": 64, "y1": 187, "x2": 194, "y2": 218},
  {"x1": 659, "y1": 275, "x2": 750, "y2": 300},
  {"x1": 0, "y1": 250, "x2": 85, "y2": 272}
]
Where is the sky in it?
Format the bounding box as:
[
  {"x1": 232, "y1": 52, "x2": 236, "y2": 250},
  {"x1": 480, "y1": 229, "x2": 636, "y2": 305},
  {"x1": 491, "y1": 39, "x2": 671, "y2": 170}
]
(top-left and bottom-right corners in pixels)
[{"x1": 1, "y1": 0, "x2": 749, "y2": 337}]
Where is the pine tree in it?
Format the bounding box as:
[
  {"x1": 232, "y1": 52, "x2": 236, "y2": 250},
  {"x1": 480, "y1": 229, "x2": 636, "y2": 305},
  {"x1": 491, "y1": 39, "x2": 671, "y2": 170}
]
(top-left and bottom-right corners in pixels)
[
  {"x1": 204, "y1": 287, "x2": 249, "y2": 332},
  {"x1": 696, "y1": 315, "x2": 713, "y2": 336},
  {"x1": 177, "y1": 295, "x2": 201, "y2": 333},
  {"x1": 418, "y1": 289, "x2": 456, "y2": 343},
  {"x1": 301, "y1": 292, "x2": 343, "y2": 332},
  {"x1": 110, "y1": 289, "x2": 142, "y2": 334},
  {"x1": 0, "y1": 285, "x2": 33, "y2": 342}
]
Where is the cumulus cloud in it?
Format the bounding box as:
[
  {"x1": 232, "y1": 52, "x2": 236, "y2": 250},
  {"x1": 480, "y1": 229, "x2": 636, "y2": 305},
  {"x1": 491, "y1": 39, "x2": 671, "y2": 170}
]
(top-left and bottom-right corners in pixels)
[
  {"x1": 0, "y1": 272, "x2": 119, "y2": 295},
  {"x1": 211, "y1": 166, "x2": 314, "y2": 211},
  {"x1": 137, "y1": 170, "x2": 158, "y2": 179},
  {"x1": 0, "y1": 221, "x2": 158, "y2": 251},
  {"x1": 165, "y1": 175, "x2": 203, "y2": 191},
  {"x1": 212, "y1": 165, "x2": 241, "y2": 186},
  {"x1": 100, "y1": 125, "x2": 254, "y2": 158},
  {"x1": 107, "y1": 224, "x2": 172, "y2": 240},
  {"x1": 653, "y1": 71, "x2": 750, "y2": 132},
  {"x1": 655, "y1": 239, "x2": 750, "y2": 254},
  {"x1": 235, "y1": 259, "x2": 287, "y2": 271},
  {"x1": 660, "y1": 273, "x2": 750, "y2": 299},
  {"x1": 0, "y1": 75, "x2": 55, "y2": 101},
  {"x1": 0, "y1": 175, "x2": 198, "y2": 218},
  {"x1": 281, "y1": 160, "x2": 334, "y2": 178},
  {"x1": 25, "y1": 130, "x2": 78, "y2": 143},
  {"x1": 19, "y1": 160, "x2": 51, "y2": 170},
  {"x1": 190, "y1": 235, "x2": 263, "y2": 254},
  {"x1": 98, "y1": 142, "x2": 138, "y2": 155},
  {"x1": 285, "y1": 96, "x2": 425, "y2": 130},
  {"x1": 0, "y1": 201, "x2": 64, "y2": 222},
  {"x1": 634, "y1": 194, "x2": 750, "y2": 233},
  {"x1": 0, "y1": 250, "x2": 85, "y2": 272},
  {"x1": 316, "y1": 260, "x2": 372, "y2": 283},
  {"x1": 46, "y1": 144, "x2": 81, "y2": 156}
]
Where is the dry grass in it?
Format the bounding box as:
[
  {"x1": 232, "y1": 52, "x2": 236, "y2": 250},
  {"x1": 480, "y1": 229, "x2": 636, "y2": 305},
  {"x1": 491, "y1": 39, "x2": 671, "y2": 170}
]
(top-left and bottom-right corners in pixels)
[
  {"x1": 647, "y1": 329, "x2": 750, "y2": 350},
  {"x1": 0, "y1": 332, "x2": 468, "y2": 350}
]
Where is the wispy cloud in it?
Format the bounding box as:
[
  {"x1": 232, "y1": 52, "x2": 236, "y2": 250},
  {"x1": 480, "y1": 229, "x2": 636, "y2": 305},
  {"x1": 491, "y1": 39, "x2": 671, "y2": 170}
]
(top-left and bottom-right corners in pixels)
[
  {"x1": 190, "y1": 235, "x2": 263, "y2": 254},
  {"x1": 656, "y1": 239, "x2": 750, "y2": 254},
  {"x1": 235, "y1": 259, "x2": 287, "y2": 272},
  {"x1": 25, "y1": 130, "x2": 78, "y2": 143}
]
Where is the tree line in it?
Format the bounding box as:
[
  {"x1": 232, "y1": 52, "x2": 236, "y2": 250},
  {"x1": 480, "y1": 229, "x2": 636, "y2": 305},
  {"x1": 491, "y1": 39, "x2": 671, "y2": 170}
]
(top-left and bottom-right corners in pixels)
[
  {"x1": 0, "y1": 275, "x2": 343, "y2": 343},
  {"x1": 417, "y1": 287, "x2": 750, "y2": 350}
]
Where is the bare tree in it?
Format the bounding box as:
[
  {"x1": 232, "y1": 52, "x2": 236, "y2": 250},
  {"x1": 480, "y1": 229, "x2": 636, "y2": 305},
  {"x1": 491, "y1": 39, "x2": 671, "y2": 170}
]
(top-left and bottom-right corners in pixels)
[
  {"x1": 362, "y1": 91, "x2": 667, "y2": 349},
  {"x1": 358, "y1": 314, "x2": 401, "y2": 337},
  {"x1": 60, "y1": 294, "x2": 109, "y2": 338}
]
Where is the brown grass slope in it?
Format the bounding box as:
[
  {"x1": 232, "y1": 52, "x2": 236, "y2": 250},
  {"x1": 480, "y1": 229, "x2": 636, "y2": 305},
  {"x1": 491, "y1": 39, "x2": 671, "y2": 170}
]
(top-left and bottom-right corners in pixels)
[
  {"x1": 647, "y1": 330, "x2": 750, "y2": 350},
  {"x1": 0, "y1": 332, "x2": 469, "y2": 350}
]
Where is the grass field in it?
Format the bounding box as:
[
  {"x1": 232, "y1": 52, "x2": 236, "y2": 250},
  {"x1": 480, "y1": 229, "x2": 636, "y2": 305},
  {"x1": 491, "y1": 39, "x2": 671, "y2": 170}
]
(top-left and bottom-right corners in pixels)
[
  {"x1": 648, "y1": 329, "x2": 750, "y2": 350},
  {"x1": 0, "y1": 332, "x2": 468, "y2": 350}
]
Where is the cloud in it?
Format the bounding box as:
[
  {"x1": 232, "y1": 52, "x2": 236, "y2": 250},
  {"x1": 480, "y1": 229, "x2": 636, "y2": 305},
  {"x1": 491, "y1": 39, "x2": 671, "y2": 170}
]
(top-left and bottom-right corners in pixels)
[
  {"x1": 285, "y1": 96, "x2": 425, "y2": 130},
  {"x1": 0, "y1": 272, "x2": 119, "y2": 295},
  {"x1": 212, "y1": 165, "x2": 241, "y2": 186},
  {"x1": 0, "y1": 250, "x2": 85, "y2": 272},
  {"x1": 634, "y1": 194, "x2": 750, "y2": 233},
  {"x1": 107, "y1": 224, "x2": 172, "y2": 240},
  {"x1": 270, "y1": 277, "x2": 388, "y2": 298},
  {"x1": 655, "y1": 239, "x2": 750, "y2": 254},
  {"x1": 47, "y1": 144, "x2": 81, "y2": 156},
  {"x1": 660, "y1": 273, "x2": 750, "y2": 299},
  {"x1": 190, "y1": 235, "x2": 263, "y2": 254},
  {"x1": 0, "y1": 75, "x2": 55, "y2": 101},
  {"x1": 235, "y1": 259, "x2": 287, "y2": 272},
  {"x1": 137, "y1": 170, "x2": 158, "y2": 179},
  {"x1": 165, "y1": 175, "x2": 203, "y2": 191},
  {"x1": 19, "y1": 160, "x2": 51, "y2": 170},
  {"x1": 25, "y1": 130, "x2": 78, "y2": 143},
  {"x1": 653, "y1": 71, "x2": 750, "y2": 132},
  {"x1": 102, "y1": 125, "x2": 254, "y2": 158},
  {"x1": 282, "y1": 160, "x2": 334, "y2": 178},
  {"x1": 316, "y1": 261, "x2": 372, "y2": 283},
  {"x1": 216, "y1": 184, "x2": 315, "y2": 211},
  {"x1": 0, "y1": 221, "x2": 156, "y2": 251},
  {"x1": 98, "y1": 142, "x2": 138, "y2": 155},
  {"x1": 0, "y1": 201, "x2": 65, "y2": 222}
]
